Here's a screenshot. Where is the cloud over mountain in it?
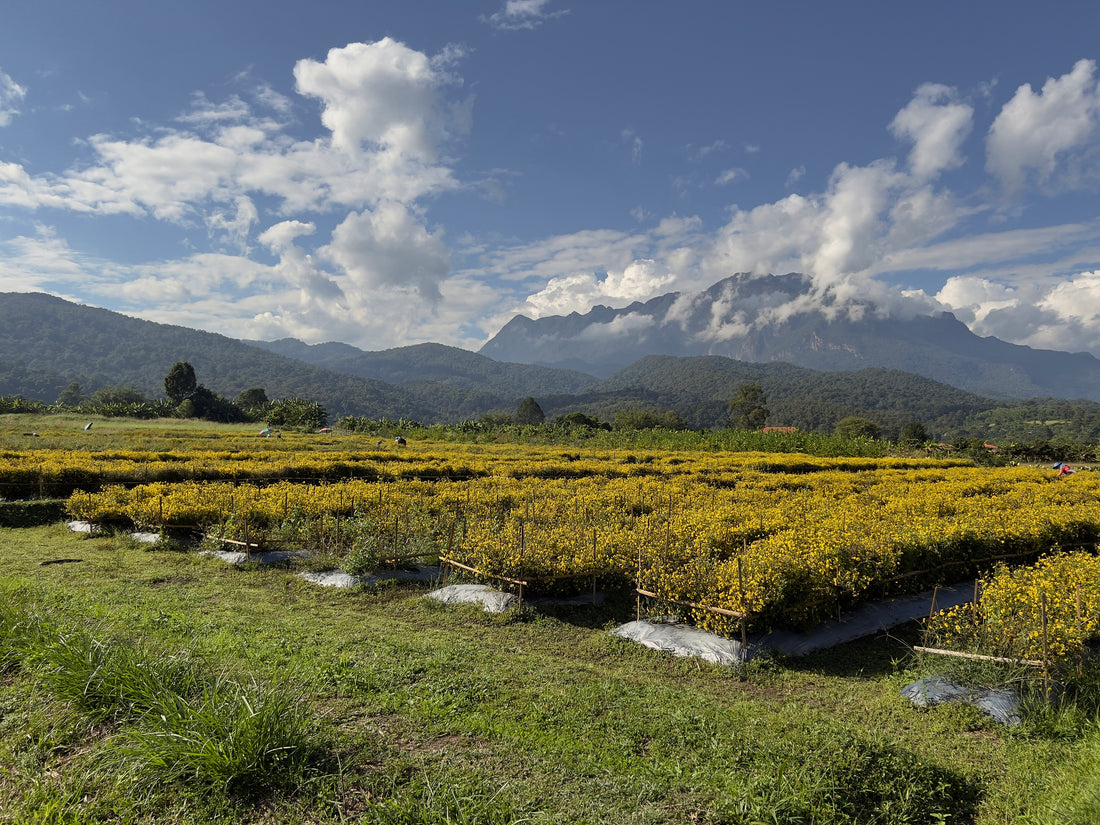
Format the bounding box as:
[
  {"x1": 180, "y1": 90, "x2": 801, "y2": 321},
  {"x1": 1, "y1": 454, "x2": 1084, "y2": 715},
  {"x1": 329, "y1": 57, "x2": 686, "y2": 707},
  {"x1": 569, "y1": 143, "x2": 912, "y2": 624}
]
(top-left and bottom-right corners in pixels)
[{"x1": 480, "y1": 271, "x2": 1100, "y2": 401}]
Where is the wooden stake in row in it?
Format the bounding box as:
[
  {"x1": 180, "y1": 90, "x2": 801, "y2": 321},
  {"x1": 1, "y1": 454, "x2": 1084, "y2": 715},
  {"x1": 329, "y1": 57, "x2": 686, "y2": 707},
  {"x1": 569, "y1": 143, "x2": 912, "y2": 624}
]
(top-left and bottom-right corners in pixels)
[
  {"x1": 634, "y1": 549, "x2": 749, "y2": 651},
  {"x1": 922, "y1": 581, "x2": 1066, "y2": 691}
]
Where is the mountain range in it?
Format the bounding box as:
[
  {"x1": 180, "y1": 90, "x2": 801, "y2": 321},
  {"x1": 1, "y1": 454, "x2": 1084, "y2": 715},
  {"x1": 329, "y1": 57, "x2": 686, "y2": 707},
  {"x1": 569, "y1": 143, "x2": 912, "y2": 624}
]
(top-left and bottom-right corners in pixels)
[
  {"x1": 481, "y1": 273, "x2": 1100, "y2": 401},
  {"x1": 3, "y1": 281, "x2": 1100, "y2": 440}
]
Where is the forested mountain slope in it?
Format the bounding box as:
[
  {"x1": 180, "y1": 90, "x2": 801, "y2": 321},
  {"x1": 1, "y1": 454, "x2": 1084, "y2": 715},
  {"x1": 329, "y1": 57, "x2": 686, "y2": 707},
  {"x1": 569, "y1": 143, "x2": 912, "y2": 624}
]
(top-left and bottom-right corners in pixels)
[
  {"x1": 249, "y1": 339, "x2": 600, "y2": 397},
  {"x1": 5, "y1": 291, "x2": 1100, "y2": 440},
  {"x1": 0, "y1": 293, "x2": 429, "y2": 419}
]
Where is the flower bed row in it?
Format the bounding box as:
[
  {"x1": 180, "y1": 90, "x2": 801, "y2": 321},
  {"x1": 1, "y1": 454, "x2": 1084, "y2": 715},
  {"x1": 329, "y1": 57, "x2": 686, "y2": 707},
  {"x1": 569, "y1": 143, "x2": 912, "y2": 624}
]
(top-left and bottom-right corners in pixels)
[{"x1": 65, "y1": 461, "x2": 1100, "y2": 632}]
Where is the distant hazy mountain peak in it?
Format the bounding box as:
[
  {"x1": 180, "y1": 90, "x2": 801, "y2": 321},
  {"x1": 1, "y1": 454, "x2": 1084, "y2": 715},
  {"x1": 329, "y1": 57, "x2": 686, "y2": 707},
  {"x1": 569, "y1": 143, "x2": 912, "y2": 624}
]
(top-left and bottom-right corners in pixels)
[{"x1": 480, "y1": 273, "x2": 1100, "y2": 399}]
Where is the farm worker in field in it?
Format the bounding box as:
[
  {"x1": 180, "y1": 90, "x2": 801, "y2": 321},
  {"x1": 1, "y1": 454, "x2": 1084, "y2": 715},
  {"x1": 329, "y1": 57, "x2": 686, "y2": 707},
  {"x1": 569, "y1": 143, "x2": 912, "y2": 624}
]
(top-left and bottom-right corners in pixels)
[
  {"x1": 260, "y1": 428, "x2": 272, "y2": 437},
  {"x1": 1054, "y1": 462, "x2": 1075, "y2": 477}
]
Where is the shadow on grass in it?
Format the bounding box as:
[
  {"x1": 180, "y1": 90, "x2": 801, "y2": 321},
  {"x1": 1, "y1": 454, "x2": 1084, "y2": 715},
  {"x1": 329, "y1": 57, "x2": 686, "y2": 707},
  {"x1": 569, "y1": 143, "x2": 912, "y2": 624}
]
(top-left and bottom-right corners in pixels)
[
  {"x1": 521, "y1": 589, "x2": 639, "y2": 630},
  {"x1": 779, "y1": 621, "x2": 927, "y2": 680}
]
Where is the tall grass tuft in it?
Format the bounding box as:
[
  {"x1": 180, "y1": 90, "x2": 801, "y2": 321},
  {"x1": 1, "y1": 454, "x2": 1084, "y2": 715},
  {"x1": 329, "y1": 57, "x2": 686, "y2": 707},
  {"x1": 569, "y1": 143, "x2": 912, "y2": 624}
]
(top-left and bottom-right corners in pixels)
[
  {"x1": 0, "y1": 592, "x2": 49, "y2": 673},
  {"x1": 36, "y1": 630, "x2": 203, "y2": 723},
  {"x1": 0, "y1": 583, "x2": 329, "y2": 797},
  {"x1": 119, "y1": 675, "x2": 323, "y2": 794}
]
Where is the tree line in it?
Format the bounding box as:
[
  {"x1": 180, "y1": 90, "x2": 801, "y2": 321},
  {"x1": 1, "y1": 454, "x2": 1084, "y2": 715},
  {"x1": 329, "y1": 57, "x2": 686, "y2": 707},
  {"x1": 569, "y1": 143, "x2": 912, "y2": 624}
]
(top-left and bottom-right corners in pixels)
[
  {"x1": 3, "y1": 361, "x2": 329, "y2": 431},
  {"x1": 7, "y1": 367, "x2": 1100, "y2": 464}
]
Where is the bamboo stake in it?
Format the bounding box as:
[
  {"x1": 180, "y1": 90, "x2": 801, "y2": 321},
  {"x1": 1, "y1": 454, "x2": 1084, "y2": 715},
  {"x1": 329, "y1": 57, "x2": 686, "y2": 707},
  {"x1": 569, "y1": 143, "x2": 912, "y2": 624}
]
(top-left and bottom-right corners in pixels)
[
  {"x1": 438, "y1": 556, "x2": 528, "y2": 586},
  {"x1": 913, "y1": 646, "x2": 1044, "y2": 667},
  {"x1": 517, "y1": 519, "x2": 525, "y2": 609},
  {"x1": 1041, "y1": 593, "x2": 1050, "y2": 697},
  {"x1": 591, "y1": 527, "x2": 597, "y2": 605},
  {"x1": 1077, "y1": 585, "x2": 1083, "y2": 634},
  {"x1": 634, "y1": 588, "x2": 750, "y2": 619},
  {"x1": 738, "y1": 557, "x2": 747, "y2": 651},
  {"x1": 924, "y1": 585, "x2": 940, "y2": 647}
]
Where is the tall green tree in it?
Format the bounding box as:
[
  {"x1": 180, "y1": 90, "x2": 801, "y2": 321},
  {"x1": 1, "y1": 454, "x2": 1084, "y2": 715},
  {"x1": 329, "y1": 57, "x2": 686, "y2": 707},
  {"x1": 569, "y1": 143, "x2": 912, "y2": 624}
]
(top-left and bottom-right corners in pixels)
[
  {"x1": 55, "y1": 382, "x2": 86, "y2": 407},
  {"x1": 163, "y1": 361, "x2": 197, "y2": 404},
  {"x1": 266, "y1": 397, "x2": 328, "y2": 430},
  {"x1": 835, "y1": 416, "x2": 881, "y2": 440},
  {"x1": 555, "y1": 412, "x2": 607, "y2": 429},
  {"x1": 614, "y1": 408, "x2": 663, "y2": 430},
  {"x1": 900, "y1": 421, "x2": 928, "y2": 444},
  {"x1": 515, "y1": 396, "x2": 545, "y2": 425},
  {"x1": 728, "y1": 383, "x2": 769, "y2": 430},
  {"x1": 237, "y1": 387, "x2": 269, "y2": 410}
]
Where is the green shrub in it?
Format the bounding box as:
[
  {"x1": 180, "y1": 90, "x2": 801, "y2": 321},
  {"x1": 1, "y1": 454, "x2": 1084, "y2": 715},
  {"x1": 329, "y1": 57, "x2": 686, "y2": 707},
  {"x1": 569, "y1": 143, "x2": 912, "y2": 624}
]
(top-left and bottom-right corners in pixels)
[{"x1": 0, "y1": 500, "x2": 67, "y2": 528}]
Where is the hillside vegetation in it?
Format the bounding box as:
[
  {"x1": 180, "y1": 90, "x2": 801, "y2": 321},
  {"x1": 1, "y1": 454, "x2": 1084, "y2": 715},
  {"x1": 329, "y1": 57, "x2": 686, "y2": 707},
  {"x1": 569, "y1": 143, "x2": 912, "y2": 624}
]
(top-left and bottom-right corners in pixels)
[{"x1": 6, "y1": 291, "x2": 1100, "y2": 442}]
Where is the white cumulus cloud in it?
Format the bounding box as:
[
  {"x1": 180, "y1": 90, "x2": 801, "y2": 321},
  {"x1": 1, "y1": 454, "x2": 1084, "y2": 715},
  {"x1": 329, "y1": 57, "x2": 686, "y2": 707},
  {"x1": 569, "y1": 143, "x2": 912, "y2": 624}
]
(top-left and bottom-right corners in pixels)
[
  {"x1": 323, "y1": 202, "x2": 451, "y2": 302},
  {"x1": 259, "y1": 220, "x2": 316, "y2": 252},
  {"x1": 935, "y1": 270, "x2": 1100, "y2": 355},
  {"x1": 523, "y1": 259, "x2": 677, "y2": 318},
  {"x1": 987, "y1": 59, "x2": 1100, "y2": 194},
  {"x1": 889, "y1": 82, "x2": 973, "y2": 179},
  {"x1": 294, "y1": 38, "x2": 456, "y2": 160}
]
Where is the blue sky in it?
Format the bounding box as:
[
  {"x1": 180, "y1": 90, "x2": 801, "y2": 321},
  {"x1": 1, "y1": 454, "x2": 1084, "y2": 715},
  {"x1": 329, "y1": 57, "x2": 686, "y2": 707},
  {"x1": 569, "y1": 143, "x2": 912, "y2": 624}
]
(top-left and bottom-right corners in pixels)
[{"x1": 2, "y1": 0, "x2": 1100, "y2": 357}]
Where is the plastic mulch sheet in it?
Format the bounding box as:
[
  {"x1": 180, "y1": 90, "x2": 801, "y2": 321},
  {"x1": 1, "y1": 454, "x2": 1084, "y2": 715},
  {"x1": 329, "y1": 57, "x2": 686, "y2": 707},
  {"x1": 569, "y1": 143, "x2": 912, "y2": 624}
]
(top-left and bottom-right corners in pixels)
[
  {"x1": 428, "y1": 583, "x2": 517, "y2": 613},
  {"x1": 299, "y1": 570, "x2": 364, "y2": 588},
  {"x1": 611, "y1": 620, "x2": 750, "y2": 665},
  {"x1": 901, "y1": 675, "x2": 1021, "y2": 725}
]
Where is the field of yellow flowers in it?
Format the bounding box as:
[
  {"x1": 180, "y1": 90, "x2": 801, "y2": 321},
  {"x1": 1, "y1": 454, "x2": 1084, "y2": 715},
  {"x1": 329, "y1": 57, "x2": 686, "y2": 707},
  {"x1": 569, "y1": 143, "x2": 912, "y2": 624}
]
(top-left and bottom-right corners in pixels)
[
  {"x1": 928, "y1": 551, "x2": 1100, "y2": 666},
  {"x1": 43, "y1": 434, "x2": 1099, "y2": 636}
]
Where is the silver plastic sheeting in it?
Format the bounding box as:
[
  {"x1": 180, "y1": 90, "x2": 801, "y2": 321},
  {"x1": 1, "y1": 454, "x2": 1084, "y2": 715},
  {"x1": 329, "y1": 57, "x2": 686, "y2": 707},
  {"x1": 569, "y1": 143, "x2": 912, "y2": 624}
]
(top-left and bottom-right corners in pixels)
[
  {"x1": 67, "y1": 520, "x2": 103, "y2": 534},
  {"x1": 428, "y1": 584, "x2": 517, "y2": 613},
  {"x1": 901, "y1": 675, "x2": 1021, "y2": 726},
  {"x1": 757, "y1": 582, "x2": 976, "y2": 658},
  {"x1": 299, "y1": 570, "x2": 364, "y2": 588},
  {"x1": 297, "y1": 566, "x2": 445, "y2": 588},
  {"x1": 202, "y1": 549, "x2": 307, "y2": 566},
  {"x1": 611, "y1": 620, "x2": 750, "y2": 665}
]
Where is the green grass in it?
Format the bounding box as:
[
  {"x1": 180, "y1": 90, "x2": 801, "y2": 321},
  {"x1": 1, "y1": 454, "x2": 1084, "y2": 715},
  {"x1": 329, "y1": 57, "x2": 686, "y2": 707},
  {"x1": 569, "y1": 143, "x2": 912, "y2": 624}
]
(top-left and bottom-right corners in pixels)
[
  {"x1": 0, "y1": 583, "x2": 331, "y2": 802},
  {"x1": 0, "y1": 523, "x2": 1096, "y2": 823}
]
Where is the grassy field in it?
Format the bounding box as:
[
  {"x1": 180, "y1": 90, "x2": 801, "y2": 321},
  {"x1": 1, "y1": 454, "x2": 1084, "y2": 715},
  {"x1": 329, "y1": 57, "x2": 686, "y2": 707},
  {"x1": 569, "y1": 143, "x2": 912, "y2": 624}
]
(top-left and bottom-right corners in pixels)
[{"x1": 1, "y1": 416, "x2": 1099, "y2": 823}]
